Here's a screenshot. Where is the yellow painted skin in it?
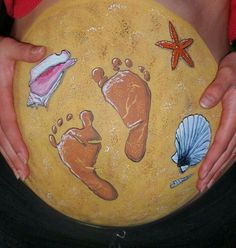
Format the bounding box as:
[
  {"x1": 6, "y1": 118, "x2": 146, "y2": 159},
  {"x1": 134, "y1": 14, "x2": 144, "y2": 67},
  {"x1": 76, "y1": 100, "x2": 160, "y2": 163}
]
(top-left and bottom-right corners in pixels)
[{"x1": 14, "y1": 0, "x2": 221, "y2": 226}]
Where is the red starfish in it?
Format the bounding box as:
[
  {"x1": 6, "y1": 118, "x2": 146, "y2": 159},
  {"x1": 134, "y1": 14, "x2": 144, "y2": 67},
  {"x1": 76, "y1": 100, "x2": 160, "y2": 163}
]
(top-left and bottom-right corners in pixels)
[{"x1": 155, "y1": 21, "x2": 194, "y2": 70}]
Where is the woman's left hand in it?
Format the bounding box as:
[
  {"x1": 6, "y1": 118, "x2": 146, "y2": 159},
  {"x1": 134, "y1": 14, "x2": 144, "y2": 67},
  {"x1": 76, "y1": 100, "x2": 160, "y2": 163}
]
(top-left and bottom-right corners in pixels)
[{"x1": 197, "y1": 52, "x2": 236, "y2": 192}]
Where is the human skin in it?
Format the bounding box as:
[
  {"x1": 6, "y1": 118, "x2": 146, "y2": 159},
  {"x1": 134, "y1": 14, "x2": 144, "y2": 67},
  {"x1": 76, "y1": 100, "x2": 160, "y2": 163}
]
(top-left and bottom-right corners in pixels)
[{"x1": 0, "y1": 0, "x2": 235, "y2": 192}]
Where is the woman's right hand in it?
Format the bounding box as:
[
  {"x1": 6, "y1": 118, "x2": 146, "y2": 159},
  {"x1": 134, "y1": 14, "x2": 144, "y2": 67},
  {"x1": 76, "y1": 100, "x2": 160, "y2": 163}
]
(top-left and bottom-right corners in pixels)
[{"x1": 0, "y1": 37, "x2": 46, "y2": 180}]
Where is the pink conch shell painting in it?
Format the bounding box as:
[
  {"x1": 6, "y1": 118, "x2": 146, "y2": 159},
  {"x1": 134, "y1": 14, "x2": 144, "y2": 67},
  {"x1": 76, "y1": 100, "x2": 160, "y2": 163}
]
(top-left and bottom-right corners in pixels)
[{"x1": 27, "y1": 50, "x2": 77, "y2": 107}]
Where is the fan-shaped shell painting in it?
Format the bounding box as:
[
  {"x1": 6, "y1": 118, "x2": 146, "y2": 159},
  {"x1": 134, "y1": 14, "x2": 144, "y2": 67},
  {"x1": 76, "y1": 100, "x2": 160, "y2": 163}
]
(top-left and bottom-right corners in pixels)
[{"x1": 172, "y1": 114, "x2": 211, "y2": 173}]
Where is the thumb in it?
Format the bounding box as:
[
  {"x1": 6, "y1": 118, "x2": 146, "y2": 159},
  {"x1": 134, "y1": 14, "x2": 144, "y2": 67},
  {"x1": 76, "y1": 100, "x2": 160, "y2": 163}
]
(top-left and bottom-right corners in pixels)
[
  {"x1": 200, "y1": 66, "x2": 234, "y2": 109},
  {"x1": 0, "y1": 37, "x2": 46, "y2": 63}
]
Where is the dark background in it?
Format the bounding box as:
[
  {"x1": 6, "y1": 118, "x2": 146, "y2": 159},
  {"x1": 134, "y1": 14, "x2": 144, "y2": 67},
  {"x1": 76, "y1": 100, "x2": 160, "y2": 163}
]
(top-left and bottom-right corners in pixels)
[
  {"x1": 0, "y1": 155, "x2": 236, "y2": 248},
  {"x1": 0, "y1": 1, "x2": 236, "y2": 247}
]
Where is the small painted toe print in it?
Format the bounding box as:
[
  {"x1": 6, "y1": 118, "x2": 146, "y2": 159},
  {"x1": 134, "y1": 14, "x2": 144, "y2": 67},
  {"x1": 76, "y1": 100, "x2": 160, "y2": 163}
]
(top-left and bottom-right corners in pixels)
[
  {"x1": 155, "y1": 21, "x2": 194, "y2": 70},
  {"x1": 28, "y1": 50, "x2": 77, "y2": 108},
  {"x1": 92, "y1": 58, "x2": 151, "y2": 162}
]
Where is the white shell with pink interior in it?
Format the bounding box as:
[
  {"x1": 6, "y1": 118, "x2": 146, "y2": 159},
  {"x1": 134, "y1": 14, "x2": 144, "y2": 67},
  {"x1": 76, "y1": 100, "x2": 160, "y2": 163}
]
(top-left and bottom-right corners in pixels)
[{"x1": 27, "y1": 50, "x2": 77, "y2": 108}]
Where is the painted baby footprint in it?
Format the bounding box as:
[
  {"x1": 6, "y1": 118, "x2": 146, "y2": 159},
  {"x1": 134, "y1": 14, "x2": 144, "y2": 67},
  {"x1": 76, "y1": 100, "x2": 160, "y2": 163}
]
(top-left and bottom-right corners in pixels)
[
  {"x1": 92, "y1": 58, "x2": 151, "y2": 162},
  {"x1": 49, "y1": 111, "x2": 118, "y2": 201}
]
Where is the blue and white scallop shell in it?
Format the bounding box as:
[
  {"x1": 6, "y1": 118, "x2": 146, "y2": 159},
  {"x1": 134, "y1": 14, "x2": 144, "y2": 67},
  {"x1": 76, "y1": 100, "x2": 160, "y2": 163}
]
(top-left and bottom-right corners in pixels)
[{"x1": 172, "y1": 114, "x2": 211, "y2": 173}]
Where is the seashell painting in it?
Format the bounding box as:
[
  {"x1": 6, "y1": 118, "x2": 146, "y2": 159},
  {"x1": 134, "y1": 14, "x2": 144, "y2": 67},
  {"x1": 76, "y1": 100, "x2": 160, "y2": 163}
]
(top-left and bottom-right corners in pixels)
[
  {"x1": 27, "y1": 50, "x2": 77, "y2": 108},
  {"x1": 172, "y1": 114, "x2": 211, "y2": 173},
  {"x1": 170, "y1": 173, "x2": 193, "y2": 189}
]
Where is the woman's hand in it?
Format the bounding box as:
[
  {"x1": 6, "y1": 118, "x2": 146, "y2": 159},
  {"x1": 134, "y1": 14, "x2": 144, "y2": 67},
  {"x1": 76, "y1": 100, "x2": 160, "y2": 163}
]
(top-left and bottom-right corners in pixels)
[
  {"x1": 197, "y1": 52, "x2": 236, "y2": 192},
  {"x1": 0, "y1": 37, "x2": 46, "y2": 180}
]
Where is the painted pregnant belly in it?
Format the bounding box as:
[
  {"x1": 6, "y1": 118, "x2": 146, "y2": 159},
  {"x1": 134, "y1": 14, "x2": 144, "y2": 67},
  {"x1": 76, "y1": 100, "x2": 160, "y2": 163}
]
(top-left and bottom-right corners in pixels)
[{"x1": 14, "y1": 0, "x2": 221, "y2": 227}]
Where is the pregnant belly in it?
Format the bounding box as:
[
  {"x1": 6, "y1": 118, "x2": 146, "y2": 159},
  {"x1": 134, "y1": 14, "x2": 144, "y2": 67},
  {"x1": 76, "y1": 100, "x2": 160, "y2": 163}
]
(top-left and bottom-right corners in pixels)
[{"x1": 14, "y1": 0, "x2": 222, "y2": 227}]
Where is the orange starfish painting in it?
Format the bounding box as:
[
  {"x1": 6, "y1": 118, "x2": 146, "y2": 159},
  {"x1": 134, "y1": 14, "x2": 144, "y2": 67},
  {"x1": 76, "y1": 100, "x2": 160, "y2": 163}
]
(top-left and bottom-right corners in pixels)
[{"x1": 155, "y1": 21, "x2": 194, "y2": 70}]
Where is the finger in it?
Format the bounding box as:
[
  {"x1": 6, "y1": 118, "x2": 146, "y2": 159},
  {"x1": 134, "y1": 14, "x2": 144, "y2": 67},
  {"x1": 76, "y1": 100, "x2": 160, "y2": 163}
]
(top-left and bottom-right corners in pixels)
[
  {"x1": 0, "y1": 37, "x2": 46, "y2": 63},
  {"x1": 197, "y1": 132, "x2": 236, "y2": 191},
  {"x1": 208, "y1": 153, "x2": 235, "y2": 187},
  {"x1": 201, "y1": 131, "x2": 236, "y2": 182},
  {"x1": 206, "y1": 133, "x2": 236, "y2": 183},
  {"x1": 198, "y1": 87, "x2": 236, "y2": 180},
  {"x1": 197, "y1": 149, "x2": 236, "y2": 192},
  {"x1": 0, "y1": 61, "x2": 30, "y2": 179},
  {"x1": 0, "y1": 127, "x2": 30, "y2": 180},
  {"x1": 0, "y1": 82, "x2": 29, "y2": 173},
  {"x1": 200, "y1": 66, "x2": 235, "y2": 109}
]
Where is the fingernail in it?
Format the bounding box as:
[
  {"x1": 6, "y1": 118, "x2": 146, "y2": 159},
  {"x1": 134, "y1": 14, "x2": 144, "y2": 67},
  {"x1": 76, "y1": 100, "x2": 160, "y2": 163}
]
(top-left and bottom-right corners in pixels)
[
  {"x1": 200, "y1": 97, "x2": 212, "y2": 108},
  {"x1": 17, "y1": 153, "x2": 27, "y2": 165},
  {"x1": 31, "y1": 46, "x2": 44, "y2": 55},
  {"x1": 14, "y1": 170, "x2": 26, "y2": 181},
  {"x1": 19, "y1": 171, "x2": 27, "y2": 181},
  {"x1": 199, "y1": 185, "x2": 205, "y2": 193},
  {"x1": 200, "y1": 170, "x2": 208, "y2": 180},
  {"x1": 207, "y1": 179, "x2": 214, "y2": 189},
  {"x1": 12, "y1": 168, "x2": 20, "y2": 180},
  {"x1": 16, "y1": 153, "x2": 28, "y2": 181}
]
